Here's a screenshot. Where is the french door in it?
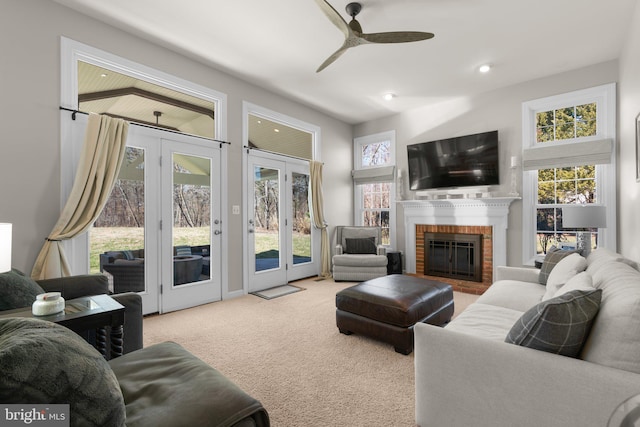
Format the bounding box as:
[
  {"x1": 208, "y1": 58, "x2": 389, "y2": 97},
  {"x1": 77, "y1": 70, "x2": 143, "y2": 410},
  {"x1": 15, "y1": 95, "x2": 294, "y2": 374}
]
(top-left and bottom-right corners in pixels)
[
  {"x1": 160, "y1": 139, "x2": 222, "y2": 312},
  {"x1": 87, "y1": 118, "x2": 222, "y2": 314},
  {"x1": 247, "y1": 151, "x2": 318, "y2": 293}
]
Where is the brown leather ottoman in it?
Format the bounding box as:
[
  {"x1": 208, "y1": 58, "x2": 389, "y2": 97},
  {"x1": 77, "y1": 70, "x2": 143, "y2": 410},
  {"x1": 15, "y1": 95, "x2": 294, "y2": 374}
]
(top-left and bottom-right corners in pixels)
[{"x1": 336, "y1": 275, "x2": 454, "y2": 354}]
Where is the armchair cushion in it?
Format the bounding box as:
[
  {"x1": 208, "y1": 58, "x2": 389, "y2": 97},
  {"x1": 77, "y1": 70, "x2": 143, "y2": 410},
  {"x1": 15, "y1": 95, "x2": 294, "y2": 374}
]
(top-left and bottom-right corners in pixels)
[
  {"x1": 110, "y1": 341, "x2": 270, "y2": 427},
  {"x1": 0, "y1": 318, "x2": 126, "y2": 426},
  {"x1": 0, "y1": 269, "x2": 45, "y2": 310},
  {"x1": 37, "y1": 274, "x2": 110, "y2": 300},
  {"x1": 344, "y1": 237, "x2": 377, "y2": 254}
]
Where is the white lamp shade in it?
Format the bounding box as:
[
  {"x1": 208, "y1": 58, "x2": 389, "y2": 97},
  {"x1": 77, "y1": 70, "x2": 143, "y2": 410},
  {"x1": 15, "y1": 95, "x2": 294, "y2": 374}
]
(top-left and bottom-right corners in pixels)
[
  {"x1": 562, "y1": 205, "x2": 607, "y2": 229},
  {"x1": 0, "y1": 223, "x2": 12, "y2": 273}
]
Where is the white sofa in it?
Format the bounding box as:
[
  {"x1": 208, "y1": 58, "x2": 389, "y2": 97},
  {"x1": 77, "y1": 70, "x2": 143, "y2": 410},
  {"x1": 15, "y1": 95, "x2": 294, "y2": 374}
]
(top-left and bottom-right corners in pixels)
[{"x1": 415, "y1": 248, "x2": 640, "y2": 427}]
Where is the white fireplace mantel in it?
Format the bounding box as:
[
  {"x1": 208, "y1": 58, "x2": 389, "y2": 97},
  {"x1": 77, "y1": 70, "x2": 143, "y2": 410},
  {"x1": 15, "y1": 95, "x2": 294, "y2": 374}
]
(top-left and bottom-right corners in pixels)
[{"x1": 400, "y1": 197, "x2": 519, "y2": 278}]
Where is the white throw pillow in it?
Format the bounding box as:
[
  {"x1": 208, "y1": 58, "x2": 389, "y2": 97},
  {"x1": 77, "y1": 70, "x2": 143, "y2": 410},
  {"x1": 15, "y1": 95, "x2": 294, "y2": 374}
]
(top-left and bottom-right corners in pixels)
[
  {"x1": 543, "y1": 253, "x2": 588, "y2": 300},
  {"x1": 552, "y1": 271, "x2": 593, "y2": 298}
]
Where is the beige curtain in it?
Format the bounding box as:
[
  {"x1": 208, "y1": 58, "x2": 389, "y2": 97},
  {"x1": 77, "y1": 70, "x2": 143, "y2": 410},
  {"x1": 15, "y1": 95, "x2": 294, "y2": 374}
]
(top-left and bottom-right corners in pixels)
[
  {"x1": 31, "y1": 114, "x2": 129, "y2": 279},
  {"x1": 310, "y1": 160, "x2": 331, "y2": 278}
]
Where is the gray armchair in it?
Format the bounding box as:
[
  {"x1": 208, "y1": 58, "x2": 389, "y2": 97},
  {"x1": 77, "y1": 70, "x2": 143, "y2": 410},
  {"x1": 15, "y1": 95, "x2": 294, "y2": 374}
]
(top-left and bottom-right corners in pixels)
[{"x1": 332, "y1": 226, "x2": 388, "y2": 282}]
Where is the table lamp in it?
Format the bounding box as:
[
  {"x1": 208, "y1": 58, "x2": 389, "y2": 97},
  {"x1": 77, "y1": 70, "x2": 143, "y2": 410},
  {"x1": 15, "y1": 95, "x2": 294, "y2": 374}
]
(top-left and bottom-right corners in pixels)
[
  {"x1": 0, "y1": 223, "x2": 12, "y2": 273},
  {"x1": 561, "y1": 205, "x2": 606, "y2": 257}
]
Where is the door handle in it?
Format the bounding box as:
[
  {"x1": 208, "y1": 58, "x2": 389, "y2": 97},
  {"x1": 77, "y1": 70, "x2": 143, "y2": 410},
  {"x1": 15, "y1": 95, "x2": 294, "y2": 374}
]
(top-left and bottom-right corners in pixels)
[{"x1": 214, "y1": 230, "x2": 221, "y2": 235}]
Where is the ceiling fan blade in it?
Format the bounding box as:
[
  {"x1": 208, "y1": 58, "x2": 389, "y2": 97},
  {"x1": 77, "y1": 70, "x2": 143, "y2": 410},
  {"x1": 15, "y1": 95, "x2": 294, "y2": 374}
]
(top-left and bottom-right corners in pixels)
[
  {"x1": 314, "y1": 0, "x2": 351, "y2": 39},
  {"x1": 316, "y1": 44, "x2": 350, "y2": 73},
  {"x1": 362, "y1": 31, "x2": 435, "y2": 44}
]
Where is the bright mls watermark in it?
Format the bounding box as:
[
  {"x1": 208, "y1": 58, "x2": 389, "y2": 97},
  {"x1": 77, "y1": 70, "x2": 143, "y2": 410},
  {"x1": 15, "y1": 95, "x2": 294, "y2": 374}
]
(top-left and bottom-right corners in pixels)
[{"x1": 1, "y1": 405, "x2": 69, "y2": 426}]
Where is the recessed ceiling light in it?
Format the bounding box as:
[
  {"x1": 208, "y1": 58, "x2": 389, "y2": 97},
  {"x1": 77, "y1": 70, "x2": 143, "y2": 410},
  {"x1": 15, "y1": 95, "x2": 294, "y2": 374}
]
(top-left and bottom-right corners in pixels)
[
  {"x1": 274, "y1": 128, "x2": 280, "y2": 133},
  {"x1": 383, "y1": 93, "x2": 396, "y2": 101},
  {"x1": 478, "y1": 64, "x2": 491, "y2": 73},
  {"x1": 100, "y1": 73, "x2": 108, "y2": 78}
]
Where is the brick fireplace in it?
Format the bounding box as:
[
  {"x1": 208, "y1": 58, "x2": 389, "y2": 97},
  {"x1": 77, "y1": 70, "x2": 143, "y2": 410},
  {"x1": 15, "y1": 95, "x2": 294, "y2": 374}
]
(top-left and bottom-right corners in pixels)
[
  {"x1": 400, "y1": 197, "x2": 518, "y2": 295},
  {"x1": 416, "y1": 224, "x2": 493, "y2": 294}
]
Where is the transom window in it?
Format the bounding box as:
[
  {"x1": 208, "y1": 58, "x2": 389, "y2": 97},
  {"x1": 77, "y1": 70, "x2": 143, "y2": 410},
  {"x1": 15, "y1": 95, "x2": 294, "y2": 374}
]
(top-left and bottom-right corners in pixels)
[
  {"x1": 360, "y1": 140, "x2": 391, "y2": 167},
  {"x1": 536, "y1": 103, "x2": 597, "y2": 143}
]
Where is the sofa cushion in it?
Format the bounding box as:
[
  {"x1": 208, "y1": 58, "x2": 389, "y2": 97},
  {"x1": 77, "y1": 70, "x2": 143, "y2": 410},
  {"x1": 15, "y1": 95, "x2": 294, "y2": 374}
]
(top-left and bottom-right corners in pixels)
[
  {"x1": 0, "y1": 318, "x2": 126, "y2": 426},
  {"x1": 542, "y1": 253, "x2": 587, "y2": 300},
  {"x1": 445, "y1": 303, "x2": 524, "y2": 342},
  {"x1": 345, "y1": 237, "x2": 377, "y2": 254},
  {"x1": 553, "y1": 271, "x2": 593, "y2": 298},
  {"x1": 586, "y1": 247, "x2": 639, "y2": 276},
  {"x1": 581, "y1": 260, "x2": 640, "y2": 373},
  {"x1": 505, "y1": 289, "x2": 602, "y2": 358},
  {"x1": 475, "y1": 280, "x2": 545, "y2": 312},
  {"x1": 0, "y1": 269, "x2": 45, "y2": 310},
  {"x1": 538, "y1": 249, "x2": 580, "y2": 286}
]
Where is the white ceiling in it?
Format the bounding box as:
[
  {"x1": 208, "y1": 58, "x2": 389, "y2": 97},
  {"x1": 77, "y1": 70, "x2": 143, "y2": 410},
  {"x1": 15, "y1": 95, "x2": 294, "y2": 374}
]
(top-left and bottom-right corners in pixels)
[{"x1": 54, "y1": 0, "x2": 636, "y2": 125}]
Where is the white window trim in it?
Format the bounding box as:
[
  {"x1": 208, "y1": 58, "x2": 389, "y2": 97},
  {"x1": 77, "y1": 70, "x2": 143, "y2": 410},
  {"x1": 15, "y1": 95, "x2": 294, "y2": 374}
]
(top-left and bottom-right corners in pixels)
[
  {"x1": 60, "y1": 37, "x2": 229, "y2": 279},
  {"x1": 353, "y1": 130, "x2": 397, "y2": 249},
  {"x1": 521, "y1": 83, "x2": 616, "y2": 264}
]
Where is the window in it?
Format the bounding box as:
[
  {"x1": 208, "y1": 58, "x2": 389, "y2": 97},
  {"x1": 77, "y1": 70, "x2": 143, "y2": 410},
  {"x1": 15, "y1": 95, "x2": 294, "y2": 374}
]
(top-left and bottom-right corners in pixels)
[
  {"x1": 522, "y1": 84, "x2": 616, "y2": 263},
  {"x1": 536, "y1": 166, "x2": 597, "y2": 254},
  {"x1": 353, "y1": 131, "x2": 396, "y2": 247}
]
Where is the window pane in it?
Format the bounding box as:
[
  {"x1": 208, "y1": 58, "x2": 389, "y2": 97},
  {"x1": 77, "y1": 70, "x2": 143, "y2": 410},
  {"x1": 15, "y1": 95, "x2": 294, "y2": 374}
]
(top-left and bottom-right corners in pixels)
[
  {"x1": 91, "y1": 147, "x2": 145, "y2": 292},
  {"x1": 556, "y1": 181, "x2": 575, "y2": 204},
  {"x1": 555, "y1": 107, "x2": 575, "y2": 124},
  {"x1": 556, "y1": 123, "x2": 574, "y2": 140},
  {"x1": 536, "y1": 110, "x2": 554, "y2": 128},
  {"x1": 538, "y1": 182, "x2": 555, "y2": 204},
  {"x1": 535, "y1": 102, "x2": 597, "y2": 144},
  {"x1": 576, "y1": 165, "x2": 595, "y2": 179},
  {"x1": 576, "y1": 103, "x2": 597, "y2": 138},
  {"x1": 556, "y1": 167, "x2": 575, "y2": 181},
  {"x1": 359, "y1": 181, "x2": 391, "y2": 245},
  {"x1": 292, "y1": 172, "x2": 311, "y2": 265},
  {"x1": 361, "y1": 141, "x2": 391, "y2": 166},
  {"x1": 173, "y1": 153, "x2": 211, "y2": 285},
  {"x1": 538, "y1": 168, "x2": 555, "y2": 183},
  {"x1": 576, "y1": 183, "x2": 596, "y2": 203}
]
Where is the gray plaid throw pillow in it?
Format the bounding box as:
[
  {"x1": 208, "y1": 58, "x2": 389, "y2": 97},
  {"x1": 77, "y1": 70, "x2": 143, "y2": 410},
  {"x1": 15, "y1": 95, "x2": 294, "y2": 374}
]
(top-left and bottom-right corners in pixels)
[
  {"x1": 538, "y1": 249, "x2": 580, "y2": 285},
  {"x1": 505, "y1": 289, "x2": 602, "y2": 358}
]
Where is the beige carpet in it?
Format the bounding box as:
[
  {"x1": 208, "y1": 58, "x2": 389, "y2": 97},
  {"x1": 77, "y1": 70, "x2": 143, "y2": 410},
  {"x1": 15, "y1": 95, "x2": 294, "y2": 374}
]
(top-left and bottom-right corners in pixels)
[{"x1": 143, "y1": 277, "x2": 478, "y2": 427}]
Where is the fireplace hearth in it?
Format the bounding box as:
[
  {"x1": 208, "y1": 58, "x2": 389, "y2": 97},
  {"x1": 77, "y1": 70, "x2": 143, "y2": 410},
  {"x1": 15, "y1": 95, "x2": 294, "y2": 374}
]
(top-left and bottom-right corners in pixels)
[{"x1": 424, "y1": 232, "x2": 482, "y2": 282}]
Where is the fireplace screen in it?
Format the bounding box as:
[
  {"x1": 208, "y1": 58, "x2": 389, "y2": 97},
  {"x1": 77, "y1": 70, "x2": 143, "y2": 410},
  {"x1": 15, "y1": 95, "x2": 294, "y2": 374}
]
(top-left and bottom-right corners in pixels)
[{"x1": 424, "y1": 233, "x2": 482, "y2": 282}]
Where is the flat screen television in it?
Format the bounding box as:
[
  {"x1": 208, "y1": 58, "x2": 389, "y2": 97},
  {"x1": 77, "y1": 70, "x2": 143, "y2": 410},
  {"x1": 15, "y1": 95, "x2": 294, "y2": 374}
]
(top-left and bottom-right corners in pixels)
[{"x1": 407, "y1": 130, "x2": 499, "y2": 191}]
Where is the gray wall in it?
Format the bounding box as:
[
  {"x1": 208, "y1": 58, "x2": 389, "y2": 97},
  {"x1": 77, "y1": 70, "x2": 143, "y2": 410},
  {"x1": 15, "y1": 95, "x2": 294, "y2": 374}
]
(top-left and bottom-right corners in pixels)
[
  {"x1": 354, "y1": 61, "x2": 619, "y2": 266},
  {"x1": 619, "y1": 1, "x2": 640, "y2": 262},
  {"x1": 0, "y1": 0, "x2": 353, "y2": 293}
]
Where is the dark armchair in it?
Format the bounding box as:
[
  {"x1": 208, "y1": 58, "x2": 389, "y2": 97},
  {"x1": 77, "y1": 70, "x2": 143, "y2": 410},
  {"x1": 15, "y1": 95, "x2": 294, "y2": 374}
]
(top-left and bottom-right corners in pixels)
[{"x1": 0, "y1": 269, "x2": 143, "y2": 355}]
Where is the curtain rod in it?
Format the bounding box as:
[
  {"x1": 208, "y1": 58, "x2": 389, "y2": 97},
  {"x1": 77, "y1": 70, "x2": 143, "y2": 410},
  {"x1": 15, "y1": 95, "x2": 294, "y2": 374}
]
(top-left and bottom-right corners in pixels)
[
  {"x1": 59, "y1": 106, "x2": 231, "y2": 145},
  {"x1": 244, "y1": 145, "x2": 319, "y2": 163}
]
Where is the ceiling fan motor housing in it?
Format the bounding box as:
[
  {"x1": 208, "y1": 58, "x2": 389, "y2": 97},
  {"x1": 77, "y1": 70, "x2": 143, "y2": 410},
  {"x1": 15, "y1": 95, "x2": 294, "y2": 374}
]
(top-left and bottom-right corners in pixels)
[{"x1": 345, "y1": 2, "x2": 362, "y2": 18}]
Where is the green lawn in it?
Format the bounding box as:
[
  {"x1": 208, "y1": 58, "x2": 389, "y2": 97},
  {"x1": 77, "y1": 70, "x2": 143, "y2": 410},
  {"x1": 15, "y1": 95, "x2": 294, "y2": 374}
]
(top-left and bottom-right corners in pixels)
[{"x1": 90, "y1": 226, "x2": 311, "y2": 273}]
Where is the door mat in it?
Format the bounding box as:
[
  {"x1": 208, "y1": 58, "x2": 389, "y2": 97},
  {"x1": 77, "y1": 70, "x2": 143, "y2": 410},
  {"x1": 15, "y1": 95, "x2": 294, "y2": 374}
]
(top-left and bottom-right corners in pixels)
[{"x1": 251, "y1": 284, "x2": 305, "y2": 300}]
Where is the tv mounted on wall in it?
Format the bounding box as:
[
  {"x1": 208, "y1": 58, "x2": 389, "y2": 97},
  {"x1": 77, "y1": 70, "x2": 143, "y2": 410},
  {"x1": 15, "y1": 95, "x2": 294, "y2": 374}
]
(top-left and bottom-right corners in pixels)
[{"x1": 407, "y1": 130, "x2": 499, "y2": 191}]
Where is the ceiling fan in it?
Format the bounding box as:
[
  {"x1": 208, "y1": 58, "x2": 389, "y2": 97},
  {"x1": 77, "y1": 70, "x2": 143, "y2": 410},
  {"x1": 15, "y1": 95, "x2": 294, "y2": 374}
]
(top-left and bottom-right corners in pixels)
[{"x1": 314, "y1": 1, "x2": 435, "y2": 72}]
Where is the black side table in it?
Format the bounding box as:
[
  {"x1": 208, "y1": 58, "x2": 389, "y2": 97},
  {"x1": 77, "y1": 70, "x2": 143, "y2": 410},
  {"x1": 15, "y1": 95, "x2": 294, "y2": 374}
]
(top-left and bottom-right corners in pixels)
[
  {"x1": 387, "y1": 251, "x2": 403, "y2": 274},
  {"x1": 0, "y1": 294, "x2": 125, "y2": 359}
]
